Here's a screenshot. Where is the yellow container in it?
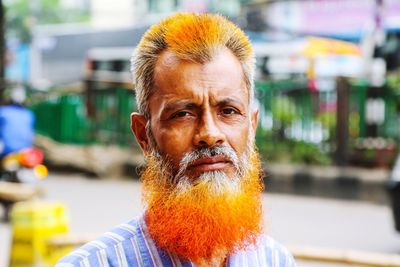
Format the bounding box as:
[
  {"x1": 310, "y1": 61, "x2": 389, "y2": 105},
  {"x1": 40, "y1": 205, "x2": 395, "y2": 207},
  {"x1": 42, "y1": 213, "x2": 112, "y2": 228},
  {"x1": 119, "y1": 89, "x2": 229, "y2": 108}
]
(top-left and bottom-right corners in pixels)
[{"x1": 9, "y1": 201, "x2": 70, "y2": 267}]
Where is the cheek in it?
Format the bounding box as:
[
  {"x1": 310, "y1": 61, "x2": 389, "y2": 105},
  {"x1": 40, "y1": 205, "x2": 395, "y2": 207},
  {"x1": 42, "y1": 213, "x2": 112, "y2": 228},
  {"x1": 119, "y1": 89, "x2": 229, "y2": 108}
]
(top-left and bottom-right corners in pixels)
[
  {"x1": 223, "y1": 122, "x2": 251, "y2": 155},
  {"x1": 152, "y1": 125, "x2": 194, "y2": 166}
]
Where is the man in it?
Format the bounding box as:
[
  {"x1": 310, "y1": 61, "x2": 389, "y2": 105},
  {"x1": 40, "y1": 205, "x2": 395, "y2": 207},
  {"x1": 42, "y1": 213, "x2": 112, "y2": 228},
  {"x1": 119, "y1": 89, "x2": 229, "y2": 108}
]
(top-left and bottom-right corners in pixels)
[{"x1": 57, "y1": 13, "x2": 296, "y2": 267}]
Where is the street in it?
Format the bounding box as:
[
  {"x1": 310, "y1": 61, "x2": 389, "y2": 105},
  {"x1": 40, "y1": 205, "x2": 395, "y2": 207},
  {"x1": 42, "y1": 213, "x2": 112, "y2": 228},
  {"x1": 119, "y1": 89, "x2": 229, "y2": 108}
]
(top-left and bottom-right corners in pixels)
[{"x1": 1, "y1": 172, "x2": 400, "y2": 267}]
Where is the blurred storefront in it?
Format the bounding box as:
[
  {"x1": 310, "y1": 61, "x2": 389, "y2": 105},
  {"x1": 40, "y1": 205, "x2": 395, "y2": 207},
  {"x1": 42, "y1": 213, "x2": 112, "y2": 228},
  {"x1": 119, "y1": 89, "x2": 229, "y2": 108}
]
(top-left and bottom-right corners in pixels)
[
  {"x1": 7, "y1": 0, "x2": 400, "y2": 168},
  {"x1": 147, "y1": 0, "x2": 241, "y2": 18},
  {"x1": 241, "y1": 0, "x2": 400, "y2": 40},
  {"x1": 240, "y1": 0, "x2": 400, "y2": 167}
]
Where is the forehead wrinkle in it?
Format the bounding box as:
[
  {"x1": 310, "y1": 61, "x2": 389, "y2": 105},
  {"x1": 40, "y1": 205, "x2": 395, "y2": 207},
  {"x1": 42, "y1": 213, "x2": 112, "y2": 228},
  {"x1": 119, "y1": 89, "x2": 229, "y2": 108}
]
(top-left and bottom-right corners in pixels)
[
  {"x1": 152, "y1": 48, "x2": 249, "y2": 116},
  {"x1": 158, "y1": 85, "x2": 247, "y2": 114}
]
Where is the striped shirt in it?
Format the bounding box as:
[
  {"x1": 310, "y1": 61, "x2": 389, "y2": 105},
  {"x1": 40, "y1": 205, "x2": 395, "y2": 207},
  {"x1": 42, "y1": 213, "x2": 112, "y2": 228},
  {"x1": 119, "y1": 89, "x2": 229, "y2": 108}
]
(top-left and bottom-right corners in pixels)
[{"x1": 56, "y1": 216, "x2": 296, "y2": 267}]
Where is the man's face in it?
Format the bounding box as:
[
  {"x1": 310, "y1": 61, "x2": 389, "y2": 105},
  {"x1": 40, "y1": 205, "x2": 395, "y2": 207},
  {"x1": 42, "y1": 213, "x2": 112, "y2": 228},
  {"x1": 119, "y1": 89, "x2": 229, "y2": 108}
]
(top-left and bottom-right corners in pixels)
[
  {"x1": 131, "y1": 48, "x2": 262, "y2": 262},
  {"x1": 132, "y1": 47, "x2": 258, "y2": 182}
]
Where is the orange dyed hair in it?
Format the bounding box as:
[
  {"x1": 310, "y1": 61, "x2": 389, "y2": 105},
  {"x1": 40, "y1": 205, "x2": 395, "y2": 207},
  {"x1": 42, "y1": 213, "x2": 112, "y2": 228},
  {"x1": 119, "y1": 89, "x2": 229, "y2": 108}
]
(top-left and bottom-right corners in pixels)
[
  {"x1": 131, "y1": 13, "x2": 255, "y2": 118},
  {"x1": 143, "y1": 150, "x2": 264, "y2": 263}
]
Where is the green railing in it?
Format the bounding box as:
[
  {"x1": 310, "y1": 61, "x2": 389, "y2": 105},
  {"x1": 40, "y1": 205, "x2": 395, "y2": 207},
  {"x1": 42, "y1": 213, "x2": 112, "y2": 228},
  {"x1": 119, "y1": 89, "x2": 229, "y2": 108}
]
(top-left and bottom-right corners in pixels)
[
  {"x1": 29, "y1": 87, "x2": 137, "y2": 146},
  {"x1": 89, "y1": 87, "x2": 136, "y2": 146},
  {"x1": 29, "y1": 79, "x2": 400, "y2": 166},
  {"x1": 255, "y1": 78, "x2": 400, "y2": 165},
  {"x1": 30, "y1": 94, "x2": 91, "y2": 144}
]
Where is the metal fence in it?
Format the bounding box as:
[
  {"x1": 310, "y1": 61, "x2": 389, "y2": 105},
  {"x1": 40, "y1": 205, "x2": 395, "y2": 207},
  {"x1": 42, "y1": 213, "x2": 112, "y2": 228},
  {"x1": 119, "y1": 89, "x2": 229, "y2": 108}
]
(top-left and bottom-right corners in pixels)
[
  {"x1": 88, "y1": 87, "x2": 136, "y2": 146},
  {"x1": 30, "y1": 94, "x2": 90, "y2": 144},
  {"x1": 29, "y1": 87, "x2": 136, "y2": 146},
  {"x1": 255, "y1": 78, "x2": 400, "y2": 166},
  {"x1": 29, "y1": 78, "x2": 400, "y2": 166}
]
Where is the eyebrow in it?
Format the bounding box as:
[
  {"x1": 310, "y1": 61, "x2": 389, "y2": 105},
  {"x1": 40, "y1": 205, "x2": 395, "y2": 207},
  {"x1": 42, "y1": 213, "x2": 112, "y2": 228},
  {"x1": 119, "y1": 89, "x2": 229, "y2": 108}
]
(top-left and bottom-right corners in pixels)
[
  {"x1": 162, "y1": 100, "x2": 199, "y2": 114},
  {"x1": 162, "y1": 97, "x2": 245, "y2": 114},
  {"x1": 217, "y1": 97, "x2": 244, "y2": 108}
]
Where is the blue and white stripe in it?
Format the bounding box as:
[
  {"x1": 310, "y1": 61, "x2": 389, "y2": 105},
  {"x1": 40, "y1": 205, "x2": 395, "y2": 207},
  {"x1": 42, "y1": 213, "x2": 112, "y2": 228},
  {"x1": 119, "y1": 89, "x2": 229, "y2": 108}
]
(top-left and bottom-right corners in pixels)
[{"x1": 56, "y1": 216, "x2": 296, "y2": 267}]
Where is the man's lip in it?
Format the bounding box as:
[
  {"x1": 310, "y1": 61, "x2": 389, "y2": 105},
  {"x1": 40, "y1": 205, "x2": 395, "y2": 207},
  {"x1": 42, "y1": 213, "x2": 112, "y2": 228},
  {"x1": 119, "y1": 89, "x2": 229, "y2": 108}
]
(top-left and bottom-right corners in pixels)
[{"x1": 189, "y1": 155, "x2": 232, "y2": 171}]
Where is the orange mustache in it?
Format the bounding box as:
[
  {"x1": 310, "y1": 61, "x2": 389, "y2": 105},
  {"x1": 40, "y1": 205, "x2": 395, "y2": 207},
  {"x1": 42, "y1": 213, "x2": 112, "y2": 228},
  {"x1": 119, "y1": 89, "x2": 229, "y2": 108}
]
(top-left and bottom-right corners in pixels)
[{"x1": 141, "y1": 150, "x2": 264, "y2": 263}]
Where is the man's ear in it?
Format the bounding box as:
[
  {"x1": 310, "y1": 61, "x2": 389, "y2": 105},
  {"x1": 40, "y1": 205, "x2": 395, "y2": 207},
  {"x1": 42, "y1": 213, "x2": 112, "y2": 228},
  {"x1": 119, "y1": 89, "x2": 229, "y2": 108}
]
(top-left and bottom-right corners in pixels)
[
  {"x1": 131, "y1": 112, "x2": 150, "y2": 154},
  {"x1": 251, "y1": 108, "x2": 259, "y2": 138}
]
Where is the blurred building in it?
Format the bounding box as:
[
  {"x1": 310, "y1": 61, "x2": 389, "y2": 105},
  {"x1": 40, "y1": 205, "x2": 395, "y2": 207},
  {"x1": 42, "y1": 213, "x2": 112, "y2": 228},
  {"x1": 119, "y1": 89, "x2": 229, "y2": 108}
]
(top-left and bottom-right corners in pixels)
[
  {"x1": 145, "y1": 0, "x2": 241, "y2": 19},
  {"x1": 20, "y1": 0, "x2": 400, "y2": 167},
  {"x1": 241, "y1": 0, "x2": 400, "y2": 39},
  {"x1": 27, "y1": 0, "x2": 245, "y2": 86},
  {"x1": 89, "y1": 0, "x2": 242, "y2": 26},
  {"x1": 16, "y1": 0, "x2": 400, "y2": 87},
  {"x1": 90, "y1": 0, "x2": 139, "y2": 27}
]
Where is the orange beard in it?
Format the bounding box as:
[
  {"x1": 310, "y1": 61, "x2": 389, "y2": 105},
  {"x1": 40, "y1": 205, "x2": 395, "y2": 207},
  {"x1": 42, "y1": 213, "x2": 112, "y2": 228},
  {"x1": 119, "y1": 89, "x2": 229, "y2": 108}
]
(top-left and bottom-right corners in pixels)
[{"x1": 141, "y1": 149, "x2": 264, "y2": 264}]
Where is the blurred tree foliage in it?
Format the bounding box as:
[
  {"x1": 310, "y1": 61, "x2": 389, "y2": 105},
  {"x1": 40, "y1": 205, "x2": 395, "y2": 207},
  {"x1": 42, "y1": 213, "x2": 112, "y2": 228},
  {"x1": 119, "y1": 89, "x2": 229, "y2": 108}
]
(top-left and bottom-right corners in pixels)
[
  {"x1": 256, "y1": 128, "x2": 332, "y2": 165},
  {"x1": 271, "y1": 95, "x2": 297, "y2": 140},
  {"x1": 271, "y1": 95, "x2": 297, "y2": 124},
  {"x1": 5, "y1": 0, "x2": 89, "y2": 43},
  {"x1": 388, "y1": 71, "x2": 400, "y2": 94}
]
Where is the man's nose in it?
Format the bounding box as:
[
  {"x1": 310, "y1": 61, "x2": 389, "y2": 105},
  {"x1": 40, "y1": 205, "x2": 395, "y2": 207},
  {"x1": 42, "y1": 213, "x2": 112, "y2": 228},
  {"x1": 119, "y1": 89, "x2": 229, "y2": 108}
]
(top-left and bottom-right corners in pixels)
[{"x1": 194, "y1": 112, "x2": 225, "y2": 147}]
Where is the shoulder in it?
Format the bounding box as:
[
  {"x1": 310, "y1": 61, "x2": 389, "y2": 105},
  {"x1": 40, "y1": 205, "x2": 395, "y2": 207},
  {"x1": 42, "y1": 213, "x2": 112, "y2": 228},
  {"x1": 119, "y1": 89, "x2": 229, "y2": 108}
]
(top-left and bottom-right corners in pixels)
[
  {"x1": 258, "y1": 235, "x2": 296, "y2": 267},
  {"x1": 232, "y1": 234, "x2": 296, "y2": 267},
  {"x1": 55, "y1": 217, "x2": 146, "y2": 267},
  {"x1": 259, "y1": 234, "x2": 291, "y2": 252}
]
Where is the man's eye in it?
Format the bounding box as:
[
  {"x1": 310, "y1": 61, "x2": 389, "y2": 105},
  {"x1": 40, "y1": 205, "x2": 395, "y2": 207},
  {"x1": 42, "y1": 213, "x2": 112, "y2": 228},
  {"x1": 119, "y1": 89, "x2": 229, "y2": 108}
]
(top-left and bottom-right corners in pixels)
[
  {"x1": 172, "y1": 111, "x2": 191, "y2": 118},
  {"x1": 222, "y1": 108, "x2": 239, "y2": 115}
]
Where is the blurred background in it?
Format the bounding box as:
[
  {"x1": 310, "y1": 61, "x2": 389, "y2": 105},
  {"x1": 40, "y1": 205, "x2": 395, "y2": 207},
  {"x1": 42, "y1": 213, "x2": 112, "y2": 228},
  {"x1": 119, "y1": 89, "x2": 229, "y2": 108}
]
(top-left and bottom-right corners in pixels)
[{"x1": 1, "y1": 0, "x2": 400, "y2": 266}]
